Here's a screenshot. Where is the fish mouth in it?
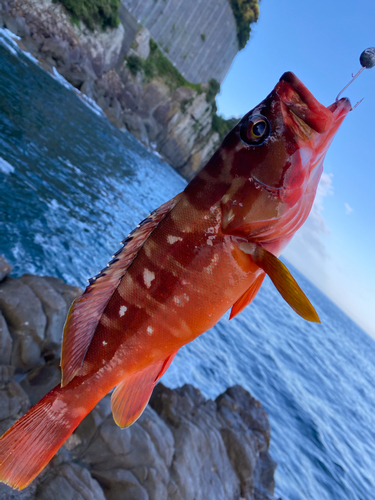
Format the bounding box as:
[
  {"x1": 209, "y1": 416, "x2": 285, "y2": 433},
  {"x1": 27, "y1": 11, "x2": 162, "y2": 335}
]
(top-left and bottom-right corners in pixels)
[{"x1": 278, "y1": 72, "x2": 351, "y2": 134}]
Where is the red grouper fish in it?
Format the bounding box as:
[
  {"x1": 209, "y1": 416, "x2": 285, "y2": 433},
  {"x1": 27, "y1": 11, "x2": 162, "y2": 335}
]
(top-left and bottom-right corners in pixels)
[{"x1": 0, "y1": 72, "x2": 351, "y2": 489}]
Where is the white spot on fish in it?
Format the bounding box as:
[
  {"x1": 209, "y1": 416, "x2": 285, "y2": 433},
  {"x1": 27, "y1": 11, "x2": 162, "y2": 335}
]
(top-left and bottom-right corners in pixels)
[
  {"x1": 173, "y1": 294, "x2": 190, "y2": 307},
  {"x1": 143, "y1": 268, "x2": 155, "y2": 288},
  {"x1": 102, "y1": 340, "x2": 107, "y2": 346},
  {"x1": 204, "y1": 254, "x2": 219, "y2": 274},
  {"x1": 167, "y1": 235, "x2": 183, "y2": 244},
  {"x1": 147, "y1": 326, "x2": 154, "y2": 335},
  {"x1": 119, "y1": 305, "x2": 127, "y2": 317}
]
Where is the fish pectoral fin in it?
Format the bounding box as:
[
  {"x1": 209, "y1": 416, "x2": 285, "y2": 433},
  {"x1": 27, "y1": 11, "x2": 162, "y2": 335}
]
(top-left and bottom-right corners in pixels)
[
  {"x1": 60, "y1": 193, "x2": 183, "y2": 387},
  {"x1": 111, "y1": 352, "x2": 177, "y2": 429},
  {"x1": 230, "y1": 273, "x2": 265, "y2": 320},
  {"x1": 238, "y1": 242, "x2": 320, "y2": 323}
]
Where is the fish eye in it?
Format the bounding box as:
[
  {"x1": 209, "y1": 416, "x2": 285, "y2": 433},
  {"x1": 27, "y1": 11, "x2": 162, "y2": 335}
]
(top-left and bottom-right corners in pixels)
[{"x1": 240, "y1": 115, "x2": 270, "y2": 146}]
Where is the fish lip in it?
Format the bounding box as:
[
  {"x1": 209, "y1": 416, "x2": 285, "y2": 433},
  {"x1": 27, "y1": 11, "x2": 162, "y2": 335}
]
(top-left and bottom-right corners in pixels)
[
  {"x1": 327, "y1": 97, "x2": 352, "y2": 118},
  {"x1": 278, "y1": 71, "x2": 334, "y2": 133}
]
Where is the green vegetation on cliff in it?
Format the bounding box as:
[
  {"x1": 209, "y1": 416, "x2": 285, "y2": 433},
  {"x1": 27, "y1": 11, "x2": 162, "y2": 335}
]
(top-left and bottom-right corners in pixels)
[
  {"x1": 127, "y1": 39, "x2": 203, "y2": 93},
  {"x1": 127, "y1": 38, "x2": 238, "y2": 145},
  {"x1": 212, "y1": 114, "x2": 239, "y2": 143},
  {"x1": 55, "y1": 0, "x2": 120, "y2": 30},
  {"x1": 228, "y1": 0, "x2": 260, "y2": 49}
]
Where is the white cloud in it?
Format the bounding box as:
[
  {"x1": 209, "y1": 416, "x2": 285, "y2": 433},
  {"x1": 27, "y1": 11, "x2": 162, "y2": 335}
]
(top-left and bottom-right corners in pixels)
[
  {"x1": 282, "y1": 174, "x2": 374, "y2": 338},
  {"x1": 283, "y1": 173, "x2": 334, "y2": 285},
  {"x1": 345, "y1": 202, "x2": 353, "y2": 215}
]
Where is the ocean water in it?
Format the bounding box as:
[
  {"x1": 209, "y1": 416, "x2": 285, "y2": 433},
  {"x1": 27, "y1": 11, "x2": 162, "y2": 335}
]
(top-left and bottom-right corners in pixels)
[{"x1": 1, "y1": 30, "x2": 374, "y2": 500}]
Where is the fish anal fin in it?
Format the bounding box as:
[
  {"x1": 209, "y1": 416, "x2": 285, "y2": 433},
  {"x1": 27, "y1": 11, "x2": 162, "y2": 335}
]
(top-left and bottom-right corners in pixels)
[
  {"x1": 111, "y1": 352, "x2": 177, "y2": 429},
  {"x1": 230, "y1": 273, "x2": 265, "y2": 320},
  {"x1": 238, "y1": 242, "x2": 320, "y2": 323},
  {"x1": 61, "y1": 194, "x2": 183, "y2": 387}
]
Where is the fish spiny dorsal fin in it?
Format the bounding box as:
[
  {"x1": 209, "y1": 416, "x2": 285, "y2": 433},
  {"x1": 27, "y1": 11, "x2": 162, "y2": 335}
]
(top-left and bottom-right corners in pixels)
[
  {"x1": 237, "y1": 242, "x2": 320, "y2": 323},
  {"x1": 60, "y1": 193, "x2": 183, "y2": 387}
]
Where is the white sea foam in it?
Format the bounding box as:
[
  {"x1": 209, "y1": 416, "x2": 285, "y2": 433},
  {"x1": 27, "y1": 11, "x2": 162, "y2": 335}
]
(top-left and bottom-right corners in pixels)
[
  {"x1": 51, "y1": 67, "x2": 104, "y2": 117},
  {"x1": 1, "y1": 27, "x2": 104, "y2": 120},
  {"x1": 1, "y1": 27, "x2": 39, "y2": 64},
  {"x1": 51, "y1": 66, "x2": 75, "y2": 91},
  {"x1": 0, "y1": 157, "x2": 15, "y2": 174},
  {"x1": 0, "y1": 28, "x2": 19, "y2": 56}
]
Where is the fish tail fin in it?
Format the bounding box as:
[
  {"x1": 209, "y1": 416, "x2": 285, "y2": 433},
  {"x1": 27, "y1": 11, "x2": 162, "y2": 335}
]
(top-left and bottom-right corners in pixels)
[{"x1": 0, "y1": 384, "x2": 88, "y2": 490}]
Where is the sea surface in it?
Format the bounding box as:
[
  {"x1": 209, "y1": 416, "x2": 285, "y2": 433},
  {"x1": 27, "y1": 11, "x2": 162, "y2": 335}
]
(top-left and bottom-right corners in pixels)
[{"x1": 1, "y1": 29, "x2": 374, "y2": 500}]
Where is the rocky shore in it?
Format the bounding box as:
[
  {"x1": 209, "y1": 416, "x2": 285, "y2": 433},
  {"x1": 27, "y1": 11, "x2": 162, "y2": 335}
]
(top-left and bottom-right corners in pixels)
[
  {"x1": 0, "y1": 255, "x2": 279, "y2": 500},
  {"x1": 0, "y1": 0, "x2": 226, "y2": 179}
]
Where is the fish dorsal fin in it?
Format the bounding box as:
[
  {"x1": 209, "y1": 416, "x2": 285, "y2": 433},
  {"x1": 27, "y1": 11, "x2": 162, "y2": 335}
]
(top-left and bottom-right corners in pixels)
[
  {"x1": 238, "y1": 242, "x2": 320, "y2": 323},
  {"x1": 111, "y1": 352, "x2": 177, "y2": 428},
  {"x1": 229, "y1": 272, "x2": 265, "y2": 320},
  {"x1": 61, "y1": 194, "x2": 183, "y2": 387}
]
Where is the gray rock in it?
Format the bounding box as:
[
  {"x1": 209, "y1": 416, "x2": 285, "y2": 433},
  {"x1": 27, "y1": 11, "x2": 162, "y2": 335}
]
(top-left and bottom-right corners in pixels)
[
  {"x1": 3, "y1": 12, "x2": 30, "y2": 37},
  {"x1": 20, "y1": 359, "x2": 61, "y2": 406},
  {"x1": 41, "y1": 36, "x2": 70, "y2": 63},
  {"x1": 0, "y1": 379, "x2": 29, "y2": 434},
  {"x1": 0, "y1": 255, "x2": 12, "y2": 282},
  {"x1": 0, "y1": 482, "x2": 36, "y2": 500},
  {"x1": 150, "y1": 384, "x2": 240, "y2": 500},
  {"x1": 78, "y1": 23, "x2": 126, "y2": 77},
  {"x1": 19, "y1": 275, "x2": 67, "y2": 348},
  {"x1": 42, "y1": 276, "x2": 82, "y2": 311},
  {"x1": 91, "y1": 469, "x2": 148, "y2": 500},
  {"x1": 128, "y1": 27, "x2": 151, "y2": 60},
  {"x1": 216, "y1": 385, "x2": 277, "y2": 497},
  {"x1": 0, "y1": 278, "x2": 46, "y2": 371},
  {"x1": 35, "y1": 462, "x2": 106, "y2": 500},
  {"x1": 0, "y1": 364, "x2": 15, "y2": 384},
  {"x1": 0, "y1": 311, "x2": 12, "y2": 365}
]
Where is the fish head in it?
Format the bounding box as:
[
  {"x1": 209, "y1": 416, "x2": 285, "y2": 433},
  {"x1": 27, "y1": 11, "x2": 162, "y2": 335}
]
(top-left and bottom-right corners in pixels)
[{"x1": 219, "y1": 72, "x2": 351, "y2": 243}]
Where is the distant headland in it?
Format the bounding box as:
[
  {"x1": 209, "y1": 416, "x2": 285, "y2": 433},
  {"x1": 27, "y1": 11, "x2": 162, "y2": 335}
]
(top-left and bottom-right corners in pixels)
[{"x1": 0, "y1": 0, "x2": 259, "y2": 178}]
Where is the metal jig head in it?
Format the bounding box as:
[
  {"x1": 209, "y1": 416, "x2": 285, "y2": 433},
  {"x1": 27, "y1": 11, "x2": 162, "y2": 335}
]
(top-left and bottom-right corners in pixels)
[{"x1": 336, "y1": 47, "x2": 375, "y2": 110}]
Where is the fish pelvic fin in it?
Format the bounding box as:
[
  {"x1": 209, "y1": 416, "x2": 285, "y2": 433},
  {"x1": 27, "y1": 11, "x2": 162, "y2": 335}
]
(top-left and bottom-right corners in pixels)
[
  {"x1": 238, "y1": 242, "x2": 320, "y2": 323},
  {"x1": 111, "y1": 352, "x2": 177, "y2": 428},
  {"x1": 0, "y1": 384, "x2": 89, "y2": 490},
  {"x1": 61, "y1": 193, "x2": 183, "y2": 387},
  {"x1": 230, "y1": 272, "x2": 265, "y2": 320}
]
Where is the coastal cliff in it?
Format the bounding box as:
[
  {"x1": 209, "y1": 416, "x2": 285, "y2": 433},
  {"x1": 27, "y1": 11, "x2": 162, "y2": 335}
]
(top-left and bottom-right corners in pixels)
[
  {"x1": 0, "y1": 256, "x2": 278, "y2": 500},
  {"x1": 0, "y1": 0, "x2": 257, "y2": 178}
]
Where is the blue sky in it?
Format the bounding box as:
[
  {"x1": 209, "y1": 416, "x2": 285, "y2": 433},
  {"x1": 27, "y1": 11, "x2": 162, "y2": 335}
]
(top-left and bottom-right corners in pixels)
[{"x1": 217, "y1": 0, "x2": 375, "y2": 337}]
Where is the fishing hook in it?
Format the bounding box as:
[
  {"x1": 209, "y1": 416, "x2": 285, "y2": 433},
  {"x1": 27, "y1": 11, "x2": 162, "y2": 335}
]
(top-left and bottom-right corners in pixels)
[{"x1": 336, "y1": 47, "x2": 375, "y2": 110}]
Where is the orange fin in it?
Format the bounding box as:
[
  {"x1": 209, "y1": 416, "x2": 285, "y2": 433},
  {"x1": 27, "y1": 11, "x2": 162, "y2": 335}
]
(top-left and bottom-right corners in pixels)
[
  {"x1": 61, "y1": 194, "x2": 182, "y2": 387},
  {"x1": 0, "y1": 384, "x2": 87, "y2": 490},
  {"x1": 111, "y1": 352, "x2": 176, "y2": 428},
  {"x1": 229, "y1": 272, "x2": 265, "y2": 319},
  {"x1": 238, "y1": 242, "x2": 320, "y2": 323}
]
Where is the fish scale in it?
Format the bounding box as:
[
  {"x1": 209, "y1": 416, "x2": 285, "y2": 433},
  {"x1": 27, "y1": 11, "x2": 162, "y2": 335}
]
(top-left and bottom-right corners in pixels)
[{"x1": 0, "y1": 72, "x2": 351, "y2": 490}]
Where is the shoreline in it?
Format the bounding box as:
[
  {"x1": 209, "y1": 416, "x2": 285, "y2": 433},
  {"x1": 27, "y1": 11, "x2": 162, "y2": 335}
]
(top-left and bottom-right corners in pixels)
[{"x1": 0, "y1": 0, "x2": 225, "y2": 180}]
